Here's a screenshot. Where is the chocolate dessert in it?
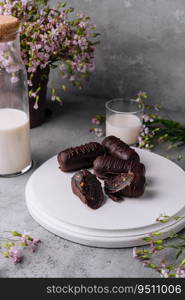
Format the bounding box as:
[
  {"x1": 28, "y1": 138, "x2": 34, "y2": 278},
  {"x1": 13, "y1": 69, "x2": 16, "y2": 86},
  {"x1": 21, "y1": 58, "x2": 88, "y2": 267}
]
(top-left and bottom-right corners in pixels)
[
  {"x1": 102, "y1": 135, "x2": 139, "y2": 161},
  {"x1": 93, "y1": 155, "x2": 145, "y2": 179},
  {"x1": 71, "y1": 169, "x2": 104, "y2": 209},
  {"x1": 57, "y1": 142, "x2": 105, "y2": 172},
  {"x1": 104, "y1": 173, "x2": 146, "y2": 201}
]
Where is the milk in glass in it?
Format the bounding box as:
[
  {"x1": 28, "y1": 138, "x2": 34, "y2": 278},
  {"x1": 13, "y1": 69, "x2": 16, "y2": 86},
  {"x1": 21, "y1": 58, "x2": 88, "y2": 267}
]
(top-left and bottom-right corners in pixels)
[
  {"x1": 106, "y1": 113, "x2": 142, "y2": 145},
  {"x1": 0, "y1": 108, "x2": 31, "y2": 175}
]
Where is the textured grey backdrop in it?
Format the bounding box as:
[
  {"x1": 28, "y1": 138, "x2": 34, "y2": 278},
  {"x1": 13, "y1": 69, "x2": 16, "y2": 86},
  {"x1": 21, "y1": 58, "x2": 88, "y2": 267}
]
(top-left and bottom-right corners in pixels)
[{"x1": 49, "y1": 0, "x2": 185, "y2": 111}]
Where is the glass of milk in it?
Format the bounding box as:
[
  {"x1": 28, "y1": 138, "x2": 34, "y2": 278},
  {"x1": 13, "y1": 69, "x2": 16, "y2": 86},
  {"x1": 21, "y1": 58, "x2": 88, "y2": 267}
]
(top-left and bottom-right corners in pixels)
[
  {"x1": 0, "y1": 15, "x2": 32, "y2": 177},
  {"x1": 106, "y1": 98, "x2": 144, "y2": 145}
]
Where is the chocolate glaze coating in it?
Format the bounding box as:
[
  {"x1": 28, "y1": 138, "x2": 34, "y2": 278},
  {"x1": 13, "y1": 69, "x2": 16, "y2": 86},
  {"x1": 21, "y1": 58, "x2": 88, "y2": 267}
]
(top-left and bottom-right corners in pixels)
[
  {"x1": 102, "y1": 136, "x2": 140, "y2": 161},
  {"x1": 57, "y1": 142, "x2": 105, "y2": 172},
  {"x1": 71, "y1": 169, "x2": 104, "y2": 209},
  {"x1": 104, "y1": 173, "x2": 146, "y2": 201},
  {"x1": 93, "y1": 155, "x2": 145, "y2": 179}
]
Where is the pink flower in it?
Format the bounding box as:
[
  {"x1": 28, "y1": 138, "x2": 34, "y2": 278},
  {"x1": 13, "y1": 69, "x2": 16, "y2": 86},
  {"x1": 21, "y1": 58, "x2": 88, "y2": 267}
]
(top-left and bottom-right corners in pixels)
[
  {"x1": 69, "y1": 75, "x2": 75, "y2": 81},
  {"x1": 88, "y1": 63, "x2": 95, "y2": 72},
  {"x1": 79, "y1": 21, "x2": 88, "y2": 28},
  {"x1": 137, "y1": 91, "x2": 147, "y2": 98},
  {"x1": 35, "y1": 44, "x2": 42, "y2": 50},
  {"x1": 175, "y1": 267, "x2": 185, "y2": 278},
  {"x1": 94, "y1": 128, "x2": 104, "y2": 137},
  {"x1": 28, "y1": 66, "x2": 36, "y2": 73},
  {"x1": 59, "y1": 64, "x2": 65, "y2": 71},
  {"x1": 20, "y1": 231, "x2": 30, "y2": 242},
  {"x1": 27, "y1": 239, "x2": 41, "y2": 252},
  {"x1": 143, "y1": 114, "x2": 150, "y2": 122},
  {"x1": 40, "y1": 63, "x2": 48, "y2": 69},
  {"x1": 9, "y1": 246, "x2": 23, "y2": 264},
  {"x1": 44, "y1": 45, "x2": 52, "y2": 53},
  {"x1": 6, "y1": 64, "x2": 21, "y2": 74},
  {"x1": 91, "y1": 118, "x2": 100, "y2": 125}
]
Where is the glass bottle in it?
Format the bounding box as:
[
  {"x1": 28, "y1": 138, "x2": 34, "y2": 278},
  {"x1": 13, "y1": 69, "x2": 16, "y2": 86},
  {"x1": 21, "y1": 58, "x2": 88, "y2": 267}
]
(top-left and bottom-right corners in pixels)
[{"x1": 0, "y1": 15, "x2": 32, "y2": 177}]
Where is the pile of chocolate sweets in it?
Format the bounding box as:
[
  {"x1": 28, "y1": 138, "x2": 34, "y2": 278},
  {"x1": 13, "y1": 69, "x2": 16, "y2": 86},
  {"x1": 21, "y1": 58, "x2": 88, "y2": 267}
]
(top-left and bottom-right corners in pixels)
[{"x1": 57, "y1": 136, "x2": 146, "y2": 209}]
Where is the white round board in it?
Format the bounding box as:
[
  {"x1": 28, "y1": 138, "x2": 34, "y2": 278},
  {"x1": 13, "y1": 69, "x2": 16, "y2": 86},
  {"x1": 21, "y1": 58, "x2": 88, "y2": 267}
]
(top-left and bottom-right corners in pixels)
[{"x1": 25, "y1": 148, "x2": 185, "y2": 248}]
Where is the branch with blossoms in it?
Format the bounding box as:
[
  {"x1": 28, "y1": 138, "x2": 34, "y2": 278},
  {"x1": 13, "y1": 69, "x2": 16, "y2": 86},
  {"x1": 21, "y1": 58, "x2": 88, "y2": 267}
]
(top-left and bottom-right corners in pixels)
[
  {"x1": 90, "y1": 114, "x2": 105, "y2": 137},
  {"x1": 136, "y1": 92, "x2": 185, "y2": 150},
  {"x1": 0, "y1": 0, "x2": 99, "y2": 108},
  {"x1": 0, "y1": 231, "x2": 40, "y2": 264},
  {"x1": 133, "y1": 215, "x2": 185, "y2": 278}
]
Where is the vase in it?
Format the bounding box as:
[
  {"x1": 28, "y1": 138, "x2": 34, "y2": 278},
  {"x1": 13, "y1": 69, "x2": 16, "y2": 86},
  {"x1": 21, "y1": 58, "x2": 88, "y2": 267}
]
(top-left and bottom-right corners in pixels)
[{"x1": 29, "y1": 66, "x2": 50, "y2": 128}]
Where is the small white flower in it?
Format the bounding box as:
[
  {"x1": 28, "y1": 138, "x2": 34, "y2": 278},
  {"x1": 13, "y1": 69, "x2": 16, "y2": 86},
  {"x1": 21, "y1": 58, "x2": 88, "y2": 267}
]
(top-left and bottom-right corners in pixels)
[
  {"x1": 31, "y1": 92, "x2": 37, "y2": 98},
  {"x1": 144, "y1": 127, "x2": 149, "y2": 134},
  {"x1": 143, "y1": 114, "x2": 150, "y2": 122},
  {"x1": 160, "y1": 268, "x2": 169, "y2": 278},
  {"x1": 33, "y1": 102, "x2": 39, "y2": 110},
  {"x1": 176, "y1": 267, "x2": 185, "y2": 278},
  {"x1": 11, "y1": 76, "x2": 19, "y2": 84},
  {"x1": 27, "y1": 80, "x2": 33, "y2": 87}
]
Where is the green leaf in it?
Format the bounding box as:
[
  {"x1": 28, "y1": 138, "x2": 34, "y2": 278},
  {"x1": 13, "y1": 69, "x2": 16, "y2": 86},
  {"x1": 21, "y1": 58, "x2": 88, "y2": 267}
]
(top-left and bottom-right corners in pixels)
[
  {"x1": 176, "y1": 250, "x2": 183, "y2": 260},
  {"x1": 11, "y1": 231, "x2": 21, "y2": 237},
  {"x1": 168, "y1": 273, "x2": 176, "y2": 278},
  {"x1": 19, "y1": 242, "x2": 27, "y2": 247},
  {"x1": 141, "y1": 255, "x2": 150, "y2": 260},
  {"x1": 155, "y1": 245, "x2": 164, "y2": 251},
  {"x1": 147, "y1": 263, "x2": 157, "y2": 269},
  {"x1": 143, "y1": 237, "x2": 152, "y2": 242},
  {"x1": 174, "y1": 216, "x2": 183, "y2": 221},
  {"x1": 167, "y1": 265, "x2": 175, "y2": 271},
  {"x1": 92, "y1": 33, "x2": 101, "y2": 38},
  {"x1": 58, "y1": 2, "x2": 67, "y2": 9},
  {"x1": 55, "y1": 96, "x2": 62, "y2": 102},
  {"x1": 180, "y1": 259, "x2": 185, "y2": 266},
  {"x1": 143, "y1": 249, "x2": 151, "y2": 254},
  {"x1": 3, "y1": 251, "x2": 9, "y2": 258},
  {"x1": 160, "y1": 218, "x2": 171, "y2": 224},
  {"x1": 154, "y1": 240, "x2": 163, "y2": 245},
  {"x1": 177, "y1": 155, "x2": 183, "y2": 161},
  {"x1": 2, "y1": 242, "x2": 15, "y2": 249},
  {"x1": 36, "y1": 87, "x2": 41, "y2": 93},
  {"x1": 151, "y1": 232, "x2": 161, "y2": 236},
  {"x1": 136, "y1": 250, "x2": 144, "y2": 255},
  {"x1": 169, "y1": 232, "x2": 178, "y2": 239}
]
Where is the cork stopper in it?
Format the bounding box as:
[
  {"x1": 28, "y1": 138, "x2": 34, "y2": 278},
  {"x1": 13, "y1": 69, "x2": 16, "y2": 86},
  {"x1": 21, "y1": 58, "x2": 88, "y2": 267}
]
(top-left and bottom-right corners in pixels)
[{"x1": 0, "y1": 15, "x2": 20, "y2": 42}]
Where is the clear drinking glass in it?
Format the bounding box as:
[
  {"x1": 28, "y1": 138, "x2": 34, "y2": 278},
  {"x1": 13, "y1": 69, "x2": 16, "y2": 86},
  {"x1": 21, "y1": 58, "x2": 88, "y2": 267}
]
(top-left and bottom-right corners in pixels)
[
  {"x1": 105, "y1": 98, "x2": 144, "y2": 145},
  {"x1": 0, "y1": 16, "x2": 32, "y2": 177}
]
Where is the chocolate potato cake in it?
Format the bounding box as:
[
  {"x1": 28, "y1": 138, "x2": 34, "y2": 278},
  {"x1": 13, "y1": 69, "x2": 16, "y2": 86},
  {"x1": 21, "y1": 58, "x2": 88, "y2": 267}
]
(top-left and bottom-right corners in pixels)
[
  {"x1": 93, "y1": 155, "x2": 145, "y2": 179},
  {"x1": 71, "y1": 169, "x2": 104, "y2": 209},
  {"x1": 102, "y1": 135, "x2": 140, "y2": 161},
  {"x1": 58, "y1": 142, "x2": 105, "y2": 172},
  {"x1": 104, "y1": 173, "x2": 146, "y2": 201}
]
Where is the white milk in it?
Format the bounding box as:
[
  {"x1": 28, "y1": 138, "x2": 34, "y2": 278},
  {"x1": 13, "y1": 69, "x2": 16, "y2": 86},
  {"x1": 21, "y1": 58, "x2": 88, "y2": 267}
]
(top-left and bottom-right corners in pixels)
[
  {"x1": 0, "y1": 108, "x2": 31, "y2": 175},
  {"x1": 106, "y1": 113, "x2": 142, "y2": 145}
]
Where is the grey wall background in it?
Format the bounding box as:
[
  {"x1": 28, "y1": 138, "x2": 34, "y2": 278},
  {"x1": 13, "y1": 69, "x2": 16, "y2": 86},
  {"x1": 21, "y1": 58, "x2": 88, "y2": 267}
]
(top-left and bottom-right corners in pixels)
[{"x1": 49, "y1": 0, "x2": 185, "y2": 111}]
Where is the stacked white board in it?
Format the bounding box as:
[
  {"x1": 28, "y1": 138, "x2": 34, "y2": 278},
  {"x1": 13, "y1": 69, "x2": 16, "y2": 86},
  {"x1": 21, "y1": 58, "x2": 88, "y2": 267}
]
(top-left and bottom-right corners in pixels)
[{"x1": 26, "y1": 149, "x2": 185, "y2": 248}]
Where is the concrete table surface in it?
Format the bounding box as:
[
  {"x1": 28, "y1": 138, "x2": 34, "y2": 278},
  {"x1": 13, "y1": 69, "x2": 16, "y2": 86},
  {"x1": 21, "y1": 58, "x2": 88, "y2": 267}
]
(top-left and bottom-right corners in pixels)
[{"x1": 0, "y1": 95, "x2": 185, "y2": 278}]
